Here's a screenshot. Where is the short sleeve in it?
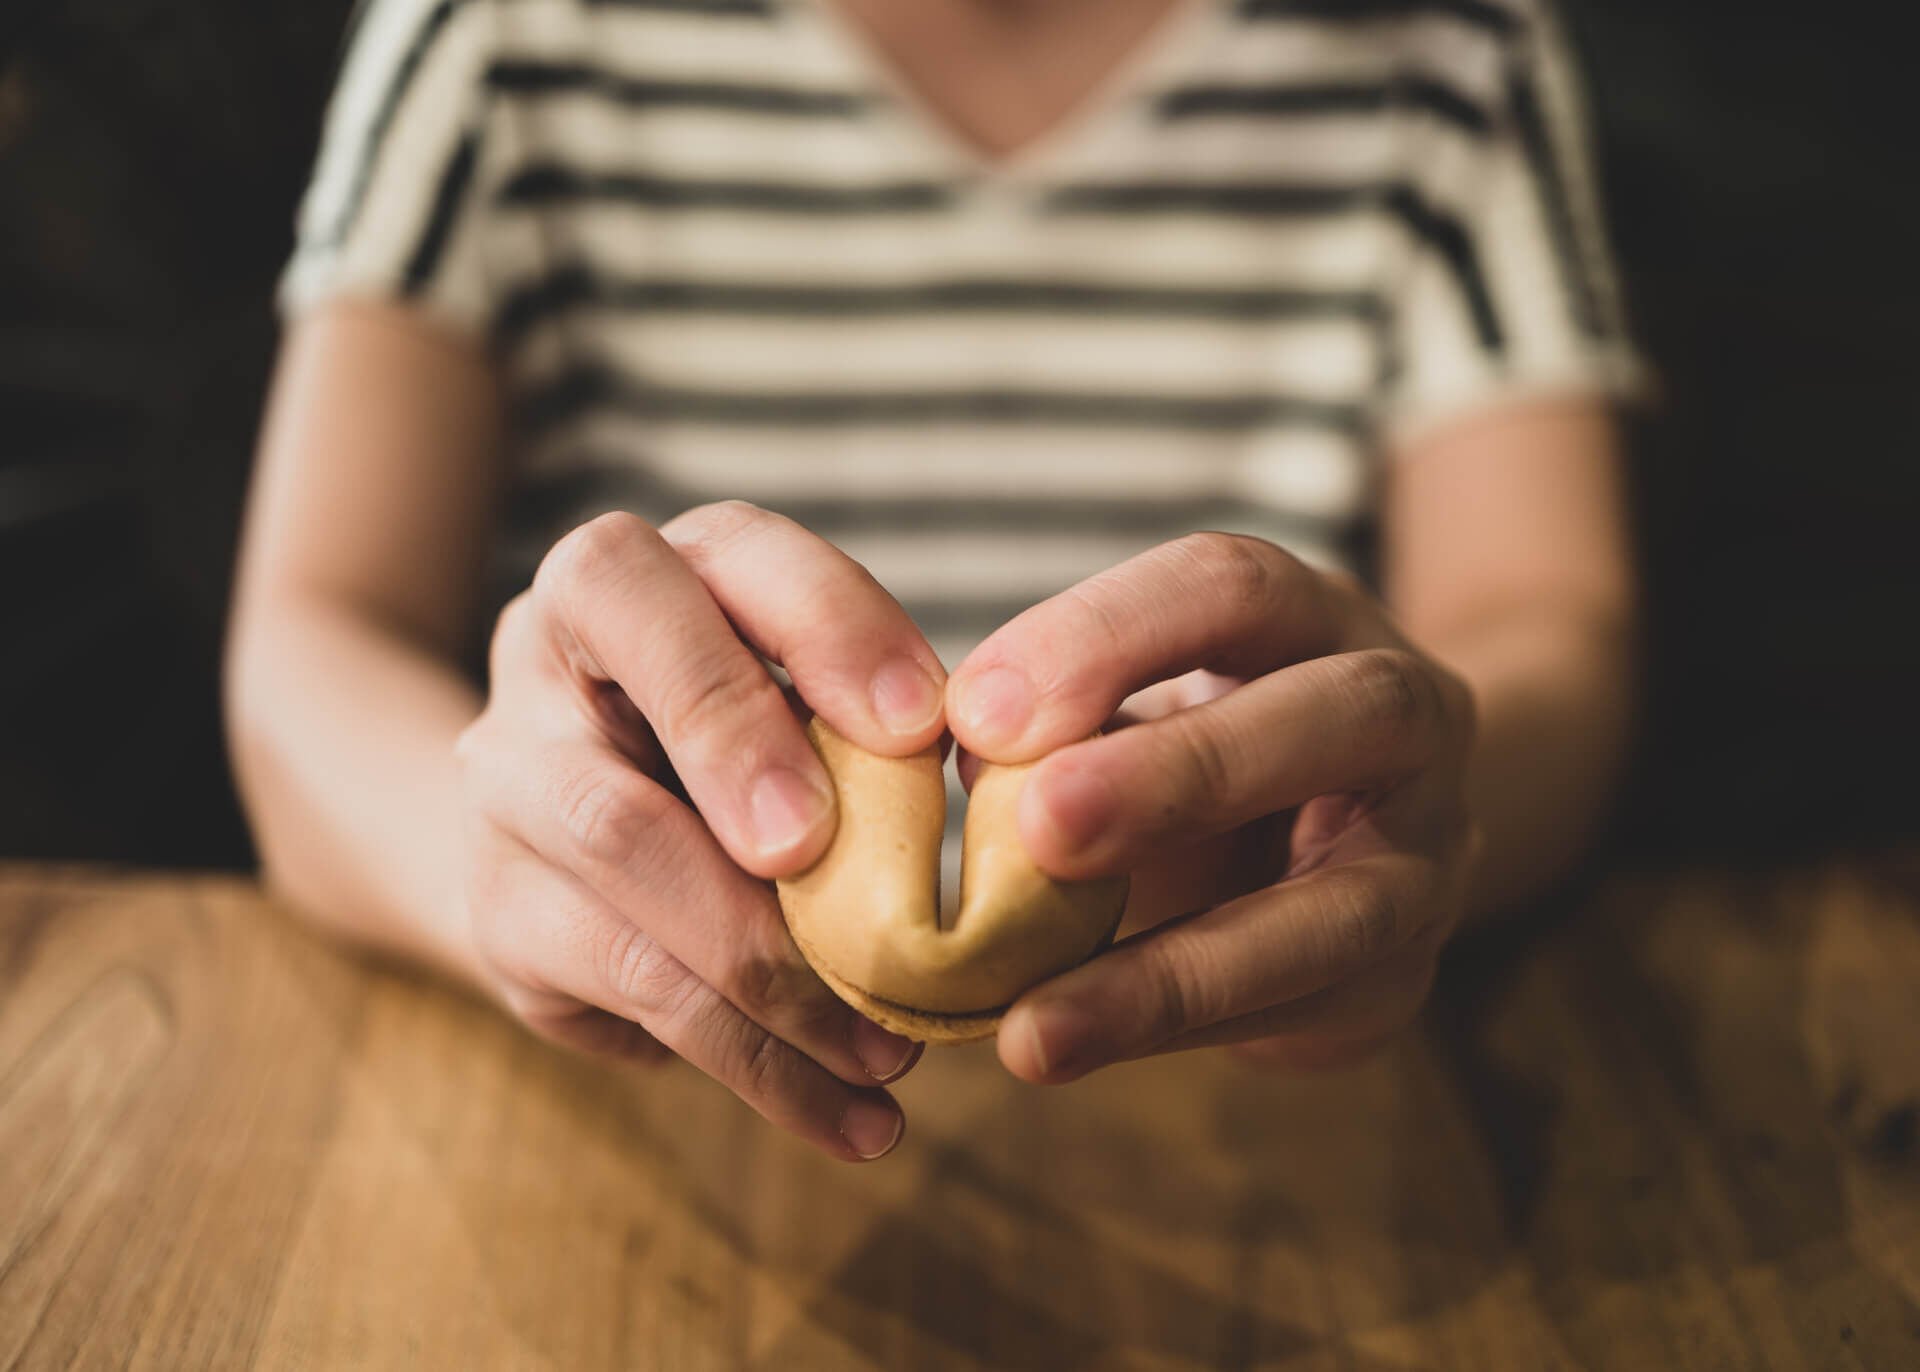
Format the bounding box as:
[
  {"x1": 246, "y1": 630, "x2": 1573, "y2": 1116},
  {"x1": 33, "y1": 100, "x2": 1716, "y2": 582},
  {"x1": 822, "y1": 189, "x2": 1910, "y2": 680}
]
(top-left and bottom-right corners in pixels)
[
  {"x1": 279, "y1": 0, "x2": 499, "y2": 338},
  {"x1": 1381, "y1": 0, "x2": 1647, "y2": 443}
]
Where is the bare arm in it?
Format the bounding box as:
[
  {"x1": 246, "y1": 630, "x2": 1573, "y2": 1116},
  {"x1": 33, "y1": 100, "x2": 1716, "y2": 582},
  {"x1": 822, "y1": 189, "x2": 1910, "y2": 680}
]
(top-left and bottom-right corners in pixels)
[
  {"x1": 948, "y1": 394, "x2": 1634, "y2": 1079},
  {"x1": 1383, "y1": 396, "x2": 1637, "y2": 918},
  {"x1": 228, "y1": 301, "x2": 944, "y2": 1160},
  {"x1": 226, "y1": 303, "x2": 503, "y2": 983}
]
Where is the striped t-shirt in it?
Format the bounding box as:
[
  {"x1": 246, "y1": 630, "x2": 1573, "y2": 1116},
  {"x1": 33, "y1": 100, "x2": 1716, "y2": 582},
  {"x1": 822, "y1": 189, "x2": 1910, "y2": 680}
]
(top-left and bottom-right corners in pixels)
[{"x1": 283, "y1": 0, "x2": 1640, "y2": 670}]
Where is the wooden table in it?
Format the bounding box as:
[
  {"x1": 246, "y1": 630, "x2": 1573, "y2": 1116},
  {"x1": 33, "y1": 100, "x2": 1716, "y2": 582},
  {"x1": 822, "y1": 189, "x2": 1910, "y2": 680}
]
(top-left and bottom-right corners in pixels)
[{"x1": 4, "y1": 858, "x2": 1919, "y2": 1370}]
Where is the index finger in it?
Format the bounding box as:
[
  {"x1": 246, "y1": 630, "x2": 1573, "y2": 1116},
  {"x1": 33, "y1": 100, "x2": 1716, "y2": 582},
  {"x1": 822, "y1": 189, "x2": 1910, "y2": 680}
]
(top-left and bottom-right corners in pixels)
[
  {"x1": 661, "y1": 501, "x2": 947, "y2": 757},
  {"x1": 998, "y1": 847, "x2": 1453, "y2": 1084},
  {"x1": 946, "y1": 532, "x2": 1382, "y2": 762},
  {"x1": 532, "y1": 511, "x2": 832, "y2": 877}
]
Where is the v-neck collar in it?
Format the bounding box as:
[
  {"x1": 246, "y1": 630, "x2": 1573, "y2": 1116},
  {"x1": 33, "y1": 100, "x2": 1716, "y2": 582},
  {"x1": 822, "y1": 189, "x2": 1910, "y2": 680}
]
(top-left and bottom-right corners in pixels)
[{"x1": 780, "y1": 0, "x2": 1229, "y2": 186}]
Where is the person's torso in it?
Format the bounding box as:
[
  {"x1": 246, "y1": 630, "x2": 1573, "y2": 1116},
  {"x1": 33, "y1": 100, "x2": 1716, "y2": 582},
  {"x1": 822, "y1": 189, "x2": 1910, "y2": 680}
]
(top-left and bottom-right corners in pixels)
[{"x1": 479, "y1": 0, "x2": 1513, "y2": 667}]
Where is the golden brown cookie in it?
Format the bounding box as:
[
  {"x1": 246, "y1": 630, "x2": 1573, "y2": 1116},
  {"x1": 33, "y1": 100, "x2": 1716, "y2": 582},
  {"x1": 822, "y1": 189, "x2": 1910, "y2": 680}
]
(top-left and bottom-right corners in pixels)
[{"x1": 776, "y1": 717, "x2": 1127, "y2": 1043}]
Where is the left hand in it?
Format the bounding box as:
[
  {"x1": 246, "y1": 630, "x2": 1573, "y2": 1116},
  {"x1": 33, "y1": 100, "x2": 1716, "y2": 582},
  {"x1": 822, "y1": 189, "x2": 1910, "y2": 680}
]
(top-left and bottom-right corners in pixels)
[{"x1": 945, "y1": 532, "x2": 1479, "y2": 1082}]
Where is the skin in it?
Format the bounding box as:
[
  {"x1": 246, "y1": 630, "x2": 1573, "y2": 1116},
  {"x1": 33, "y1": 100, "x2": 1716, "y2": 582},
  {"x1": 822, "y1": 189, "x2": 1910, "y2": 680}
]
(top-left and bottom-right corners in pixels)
[
  {"x1": 227, "y1": 0, "x2": 1635, "y2": 1161},
  {"x1": 955, "y1": 398, "x2": 1634, "y2": 1083},
  {"x1": 828, "y1": 0, "x2": 1191, "y2": 162},
  {"x1": 776, "y1": 716, "x2": 1129, "y2": 1036}
]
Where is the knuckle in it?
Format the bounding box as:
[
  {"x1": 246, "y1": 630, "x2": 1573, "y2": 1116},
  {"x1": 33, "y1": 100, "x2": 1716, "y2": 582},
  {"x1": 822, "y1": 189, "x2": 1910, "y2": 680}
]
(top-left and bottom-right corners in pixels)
[
  {"x1": 557, "y1": 767, "x2": 661, "y2": 864},
  {"x1": 488, "y1": 591, "x2": 541, "y2": 677},
  {"x1": 454, "y1": 721, "x2": 516, "y2": 820},
  {"x1": 601, "y1": 919, "x2": 693, "y2": 1017},
  {"x1": 451, "y1": 716, "x2": 487, "y2": 771},
  {"x1": 721, "y1": 941, "x2": 814, "y2": 1025},
  {"x1": 494, "y1": 588, "x2": 537, "y2": 640},
  {"x1": 498, "y1": 984, "x2": 606, "y2": 1046},
  {"x1": 662, "y1": 655, "x2": 786, "y2": 748},
  {"x1": 1345, "y1": 650, "x2": 1446, "y2": 746},
  {"x1": 662, "y1": 499, "x2": 771, "y2": 560},
  {"x1": 1055, "y1": 576, "x2": 1136, "y2": 675},
  {"x1": 464, "y1": 873, "x2": 550, "y2": 990},
  {"x1": 1318, "y1": 874, "x2": 1402, "y2": 970},
  {"x1": 789, "y1": 559, "x2": 886, "y2": 638},
  {"x1": 1164, "y1": 710, "x2": 1235, "y2": 812},
  {"x1": 494, "y1": 981, "x2": 553, "y2": 1025},
  {"x1": 1318, "y1": 565, "x2": 1368, "y2": 602},
  {"x1": 1181, "y1": 531, "x2": 1287, "y2": 613},
  {"x1": 1142, "y1": 941, "x2": 1210, "y2": 1044},
  {"x1": 733, "y1": 1022, "x2": 792, "y2": 1103},
  {"x1": 539, "y1": 511, "x2": 651, "y2": 606}
]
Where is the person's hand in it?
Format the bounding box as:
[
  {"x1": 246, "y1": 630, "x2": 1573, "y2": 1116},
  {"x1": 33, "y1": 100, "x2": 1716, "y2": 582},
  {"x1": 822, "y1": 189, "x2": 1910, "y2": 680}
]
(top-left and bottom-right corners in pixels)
[
  {"x1": 945, "y1": 533, "x2": 1479, "y2": 1081},
  {"x1": 454, "y1": 503, "x2": 948, "y2": 1160}
]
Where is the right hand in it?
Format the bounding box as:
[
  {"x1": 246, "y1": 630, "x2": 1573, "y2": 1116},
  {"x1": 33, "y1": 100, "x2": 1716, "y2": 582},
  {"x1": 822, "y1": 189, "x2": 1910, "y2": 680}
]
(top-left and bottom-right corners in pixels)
[{"x1": 453, "y1": 503, "x2": 949, "y2": 1161}]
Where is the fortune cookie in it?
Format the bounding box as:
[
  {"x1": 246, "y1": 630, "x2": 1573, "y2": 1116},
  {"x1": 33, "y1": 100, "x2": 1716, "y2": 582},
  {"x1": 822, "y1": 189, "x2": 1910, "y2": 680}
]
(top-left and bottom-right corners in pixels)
[{"x1": 776, "y1": 717, "x2": 1128, "y2": 1043}]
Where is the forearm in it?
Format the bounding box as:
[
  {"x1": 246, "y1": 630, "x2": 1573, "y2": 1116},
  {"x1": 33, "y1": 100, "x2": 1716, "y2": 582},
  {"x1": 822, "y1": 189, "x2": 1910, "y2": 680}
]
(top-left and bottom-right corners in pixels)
[
  {"x1": 1421, "y1": 604, "x2": 1635, "y2": 919},
  {"x1": 226, "y1": 304, "x2": 505, "y2": 984},
  {"x1": 226, "y1": 594, "x2": 485, "y2": 986},
  {"x1": 1382, "y1": 397, "x2": 1636, "y2": 920}
]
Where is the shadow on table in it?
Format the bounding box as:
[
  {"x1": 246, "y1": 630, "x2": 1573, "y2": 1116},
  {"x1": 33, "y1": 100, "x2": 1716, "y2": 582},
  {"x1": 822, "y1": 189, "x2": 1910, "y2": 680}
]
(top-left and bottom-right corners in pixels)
[
  {"x1": 760, "y1": 1140, "x2": 1320, "y2": 1372},
  {"x1": 415, "y1": 852, "x2": 1920, "y2": 1368},
  {"x1": 1420, "y1": 861, "x2": 1920, "y2": 1362},
  {"x1": 767, "y1": 861, "x2": 1920, "y2": 1367}
]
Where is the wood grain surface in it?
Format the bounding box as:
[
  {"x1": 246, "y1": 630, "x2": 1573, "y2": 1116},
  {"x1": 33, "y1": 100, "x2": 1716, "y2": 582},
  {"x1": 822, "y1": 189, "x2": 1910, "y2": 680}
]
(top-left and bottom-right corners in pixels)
[{"x1": 3, "y1": 857, "x2": 1918, "y2": 1370}]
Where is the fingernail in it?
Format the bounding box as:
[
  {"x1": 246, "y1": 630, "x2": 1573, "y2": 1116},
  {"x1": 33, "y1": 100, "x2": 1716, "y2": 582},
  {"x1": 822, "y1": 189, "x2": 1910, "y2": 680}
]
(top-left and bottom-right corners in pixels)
[
  {"x1": 1035, "y1": 763, "x2": 1118, "y2": 856},
  {"x1": 869, "y1": 657, "x2": 944, "y2": 737},
  {"x1": 1027, "y1": 1000, "x2": 1101, "y2": 1082},
  {"x1": 840, "y1": 1096, "x2": 905, "y2": 1160},
  {"x1": 952, "y1": 665, "x2": 1034, "y2": 751},
  {"x1": 851, "y1": 1015, "x2": 920, "y2": 1083},
  {"x1": 749, "y1": 766, "x2": 832, "y2": 859}
]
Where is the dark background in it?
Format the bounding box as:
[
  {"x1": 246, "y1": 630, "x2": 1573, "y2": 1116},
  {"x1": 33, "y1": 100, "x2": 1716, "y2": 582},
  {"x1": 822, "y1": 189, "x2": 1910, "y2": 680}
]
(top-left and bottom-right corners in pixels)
[{"x1": 2, "y1": 1, "x2": 1916, "y2": 869}]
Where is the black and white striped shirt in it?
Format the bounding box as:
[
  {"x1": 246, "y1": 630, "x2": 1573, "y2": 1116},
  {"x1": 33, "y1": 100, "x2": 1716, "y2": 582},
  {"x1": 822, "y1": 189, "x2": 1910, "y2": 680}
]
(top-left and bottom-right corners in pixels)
[{"x1": 283, "y1": 0, "x2": 1640, "y2": 668}]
